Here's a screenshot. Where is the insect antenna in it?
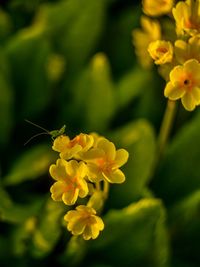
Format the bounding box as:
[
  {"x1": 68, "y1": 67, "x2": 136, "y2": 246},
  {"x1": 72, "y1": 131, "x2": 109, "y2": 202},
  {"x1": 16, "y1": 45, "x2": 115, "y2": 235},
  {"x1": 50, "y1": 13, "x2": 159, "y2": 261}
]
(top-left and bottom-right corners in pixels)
[
  {"x1": 24, "y1": 132, "x2": 50, "y2": 146},
  {"x1": 25, "y1": 119, "x2": 50, "y2": 134}
]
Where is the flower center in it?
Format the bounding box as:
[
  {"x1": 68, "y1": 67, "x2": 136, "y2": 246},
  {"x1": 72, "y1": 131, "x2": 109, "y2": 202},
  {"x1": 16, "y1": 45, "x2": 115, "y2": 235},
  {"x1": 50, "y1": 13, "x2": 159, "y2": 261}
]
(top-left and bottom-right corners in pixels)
[
  {"x1": 184, "y1": 79, "x2": 190, "y2": 86},
  {"x1": 97, "y1": 158, "x2": 114, "y2": 174},
  {"x1": 156, "y1": 47, "x2": 168, "y2": 54},
  {"x1": 68, "y1": 135, "x2": 85, "y2": 148},
  {"x1": 180, "y1": 72, "x2": 194, "y2": 91}
]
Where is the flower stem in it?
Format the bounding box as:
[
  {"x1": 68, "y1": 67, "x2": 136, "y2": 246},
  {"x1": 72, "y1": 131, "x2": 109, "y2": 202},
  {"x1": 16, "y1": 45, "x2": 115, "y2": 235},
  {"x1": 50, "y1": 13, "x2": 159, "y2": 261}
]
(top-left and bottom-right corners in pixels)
[
  {"x1": 156, "y1": 100, "x2": 177, "y2": 163},
  {"x1": 103, "y1": 180, "x2": 110, "y2": 200}
]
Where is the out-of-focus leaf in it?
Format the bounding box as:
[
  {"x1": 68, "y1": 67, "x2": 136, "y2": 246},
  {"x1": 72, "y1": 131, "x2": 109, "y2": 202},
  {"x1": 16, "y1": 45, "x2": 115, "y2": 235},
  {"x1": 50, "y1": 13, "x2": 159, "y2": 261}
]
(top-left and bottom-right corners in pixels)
[
  {"x1": 5, "y1": 30, "x2": 52, "y2": 118},
  {"x1": 0, "y1": 8, "x2": 12, "y2": 40},
  {"x1": 104, "y1": 6, "x2": 140, "y2": 75},
  {"x1": 89, "y1": 198, "x2": 169, "y2": 267},
  {"x1": 169, "y1": 190, "x2": 200, "y2": 264},
  {"x1": 109, "y1": 119, "x2": 156, "y2": 207},
  {"x1": 64, "y1": 53, "x2": 116, "y2": 131},
  {"x1": 152, "y1": 111, "x2": 200, "y2": 205},
  {"x1": 3, "y1": 144, "x2": 55, "y2": 186},
  {"x1": 30, "y1": 198, "x2": 66, "y2": 258},
  {"x1": 36, "y1": 0, "x2": 107, "y2": 70},
  {"x1": 0, "y1": 186, "x2": 44, "y2": 223},
  {"x1": 0, "y1": 51, "x2": 14, "y2": 147},
  {"x1": 116, "y1": 67, "x2": 154, "y2": 109},
  {"x1": 60, "y1": 236, "x2": 87, "y2": 267}
]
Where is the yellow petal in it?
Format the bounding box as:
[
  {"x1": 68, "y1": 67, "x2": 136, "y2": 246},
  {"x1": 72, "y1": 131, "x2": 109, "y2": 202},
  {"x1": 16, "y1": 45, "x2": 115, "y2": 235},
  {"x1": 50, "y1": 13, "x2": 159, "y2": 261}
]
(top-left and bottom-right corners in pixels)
[
  {"x1": 66, "y1": 160, "x2": 78, "y2": 176},
  {"x1": 77, "y1": 161, "x2": 88, "y2": 178},
  {"x1": 181, "y1": 92, "x2": 196, "y2": 111},
  {"x1": 49, "y1": 159, "x2": 68, "y2": 181},
  {"x1": 174, "y1": 39, "x2": 188, "y2": 64},
  {"x1": 184, "y1": 59, "x2": 200, "y2": 84},
  {"x1": 164, "y1": 82, "x2": 185, "y2": 100},
  {"x1": 115, "y1": 149, "x2": 129, "y2": 168},
  {"x1": 61, "y1": 144, "x2": 82, "y2": 160},
  {"x1": 97, "y1": 139, "x2": 116, "y2": 160},
  {"x1": 64, "y1": 210, "x2": 79, "y2": 223},
  {"x1": 52, "y1": 135, "x2": 70, "y2": 152},
  {"x1": 70, "y1": 219, "x2": 86, "y2": 235},
  {"x1": 87, "y1": 163, "x2": 104, "y2": 182},
  {"x1": 191, "y1": 87, "x2": 200, "y2": 103},
  {"x1": 50, "y1": 181, "x2": 64, "y2": 201},
  {"x1": 62, "y1": 188, "x2": 79, "y2": 205},
  {"x1": 82, "y1": 225, "x2": 92, "y2": 240},
  {"x1": 103, "y1": 169, "x2": 125, "y2": 184},
  {"x1": 94, "y1": 216, "x2": 104, "y2": 231},
  {"x1": 169, "y1": 65, "x2": 184, "y2": 84},
  {"x1": 78, "y1": 178, "x2": 89, "y2": 198}
]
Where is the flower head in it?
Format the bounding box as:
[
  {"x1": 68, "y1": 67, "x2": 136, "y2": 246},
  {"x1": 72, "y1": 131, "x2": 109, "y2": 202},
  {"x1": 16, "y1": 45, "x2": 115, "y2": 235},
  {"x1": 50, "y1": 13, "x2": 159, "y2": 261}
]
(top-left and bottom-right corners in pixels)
[
  {"x1": 148, "y1": 40, "x2": 174, "y2": 65},
  {"x1": 52, "y1": 133, "x2": 94, "y2": 160},
  {"x1": 175, "y1": 36, "x2": 200, "y2": 64},
  {"x1": 132, "y1": 16, "x2": 161, "y2": 68},
  {"x1": 173, "y1": 0, "x2": 200, "y2": 36},
  {"x1": 49, "y1": 159, "x2": 89, "y2": 205},
  {"x1": 142, "y1": 0, "x2": 174, "y2": 17},
  {"x1": 164, "y1": 59, "x2": 200, "y2": 111},
  {"x1": 64, "y1": 205, "x2": 104, "y2": 240},
  {"x1": 83, "y1": 138, "x2": 129, "y2": 184}
]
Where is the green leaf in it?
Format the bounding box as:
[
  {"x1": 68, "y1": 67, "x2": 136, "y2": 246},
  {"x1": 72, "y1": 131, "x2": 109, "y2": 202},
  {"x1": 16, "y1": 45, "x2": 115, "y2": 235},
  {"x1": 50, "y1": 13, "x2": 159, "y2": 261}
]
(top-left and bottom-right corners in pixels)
[
  {"x1": 0, "y1": 8, "x2": 12, "y2": 41},
  {"x1": 109, "y1": 119, "x2": 156, "y2": 207},
  {"x1": 0, "y1": 186, "x2": 44, "y2": 224},
  {"x1": 36, "y1": 0, "x2": 107, "y2": 70},
  {"x1": 3, "y1": 144, "x2": 55, "y2": 186},
  {"x1": 169, "y1": 190, "x2": 200, "y2": 263},
  {"x1": 90, "y1": 198, "x2": 170, "y2": 267},
  {"x1": 116, "y1": 67, "x2": 153, "y2": 109},
  {"x1": 5, "y1": 31, "x2": 52, "y2": 118},
  {"x1": 153, "y1": 111, "x2": 200, "y2": 204},
  {"x1": 0, "y1": 51, "x2": 14, "y2": 146},
  {"x1": 30, "y1": 198, "x2": 66, "y2": 258},
  {"x1": 64, "y1": 53, "x2": 116, "y2": 131}
]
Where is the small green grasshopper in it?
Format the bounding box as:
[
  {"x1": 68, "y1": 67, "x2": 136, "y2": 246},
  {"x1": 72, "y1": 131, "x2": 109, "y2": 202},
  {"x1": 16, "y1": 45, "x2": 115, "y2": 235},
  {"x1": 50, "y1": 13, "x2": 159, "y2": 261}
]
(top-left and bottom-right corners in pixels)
[{"x1": 24, "y1": 119, "x2": 66, "y2": 145}]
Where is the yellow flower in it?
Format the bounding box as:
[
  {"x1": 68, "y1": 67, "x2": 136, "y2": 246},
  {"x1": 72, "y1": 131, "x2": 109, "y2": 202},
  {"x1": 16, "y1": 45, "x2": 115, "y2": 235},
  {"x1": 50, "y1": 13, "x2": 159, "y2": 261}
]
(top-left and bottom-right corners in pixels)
[
  {"x1": 64, "y1": 205, "x2": 104, "y2": 240},
  {"x1": 148, "y1": 40, "x2": 174, "y2": 65},
  {"x1": 173, "y1": 0, "x2": 200, "y2": 36},
  {"x1": 142, "y1": 0, "x2": 174, "y2": 17},
  {"x1": 49, "y1": 159, "x2": 89, "y2": 205},
  {"x1": 83, "y1": 138, "x2": 129, "y2": 184},
  {"x1": 175, "y1": 36, "x2": 200, "y2": 64},
  {"x1": 52, "y1": 133, "x2": 94, "y2": 160},
  {"x1": 164, "y1": 59, "x2": 200, "y2": 111},
  {"x1": 132, "y1": 16, "x2": 161, "y2": 68}
]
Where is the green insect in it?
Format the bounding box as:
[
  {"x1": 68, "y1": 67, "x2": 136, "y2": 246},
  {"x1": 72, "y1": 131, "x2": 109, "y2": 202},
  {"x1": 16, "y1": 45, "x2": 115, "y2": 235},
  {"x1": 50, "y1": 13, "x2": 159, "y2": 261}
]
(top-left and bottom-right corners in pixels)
[{"x1": 24, "y1": 119, "x2": 66, "y2": 145}]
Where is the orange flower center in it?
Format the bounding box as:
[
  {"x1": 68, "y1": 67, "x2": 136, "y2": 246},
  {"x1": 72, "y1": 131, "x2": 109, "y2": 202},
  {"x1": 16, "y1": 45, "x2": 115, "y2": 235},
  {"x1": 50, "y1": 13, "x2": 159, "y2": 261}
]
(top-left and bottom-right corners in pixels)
[
  {"x1": 156, "y1": 47, "x2": 168, "y2": 54},
  {"x1": 180, "y1": 73, "x2": 195, "y2": 91},
  {"x1": 185, "y1": 19, "x2": 200, "y2": 30},
  {"x1": 68, "y1": 135, "x2": 85, "y2": 148},
  {"x1": 64, "y1": 177, "x2": 81, "y2": 191},
  {"x1": 97, "y1": 158, "x2": 114, "y2": 174}
]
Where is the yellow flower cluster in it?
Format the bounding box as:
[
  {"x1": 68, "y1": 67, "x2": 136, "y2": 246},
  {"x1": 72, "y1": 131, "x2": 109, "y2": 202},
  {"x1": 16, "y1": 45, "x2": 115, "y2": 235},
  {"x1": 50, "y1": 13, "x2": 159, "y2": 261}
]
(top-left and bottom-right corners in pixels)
[
  {"x1": 133, "y1": 0, "x2": 200, "y2": 111},
  {"x1": 49, "y1": 132, "x2": 129, "y2": 240}
]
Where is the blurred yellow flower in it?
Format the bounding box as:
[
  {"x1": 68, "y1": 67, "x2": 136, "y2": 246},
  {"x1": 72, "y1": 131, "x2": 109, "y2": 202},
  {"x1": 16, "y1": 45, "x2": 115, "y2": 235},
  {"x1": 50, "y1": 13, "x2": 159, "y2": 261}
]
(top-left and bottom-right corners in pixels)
[
  {"x1": 132, "y1": 16, "x2": 161, "y2": 68},
  {"x1": 173, "y1": 0, "x2": 200, "y2": 36},
  {"x1": 52, "y1": 133, "x2": 94, "y2": 160},
  {"x1": 49, "y1": 159, "x2": 89, "y2": 205},
  {"x1": 148, "y1": 40, "x2": 174, "y2": 65},
  {"x1": 83, "y1": 138, "x2": 129, "y2": 184},
  {"x1": 164, "y1": 59, "x2": 200, "y2": 111},
  {"x1": 64, "y1": 205, "x2": 104, "y2": 240},
  {"x1": 175, "y1": 36, "x2": 200, "y2": 64},
  {"x1": 142, "y1": 0, "x2": 174, "y2": 17}
]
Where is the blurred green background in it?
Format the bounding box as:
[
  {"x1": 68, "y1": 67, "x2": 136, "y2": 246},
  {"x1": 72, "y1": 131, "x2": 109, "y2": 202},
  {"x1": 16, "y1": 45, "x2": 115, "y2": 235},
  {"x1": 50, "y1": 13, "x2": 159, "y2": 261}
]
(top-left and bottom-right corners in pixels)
[{"x1": 0, "y1": 0, "x2": 200, "y2": 266}]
